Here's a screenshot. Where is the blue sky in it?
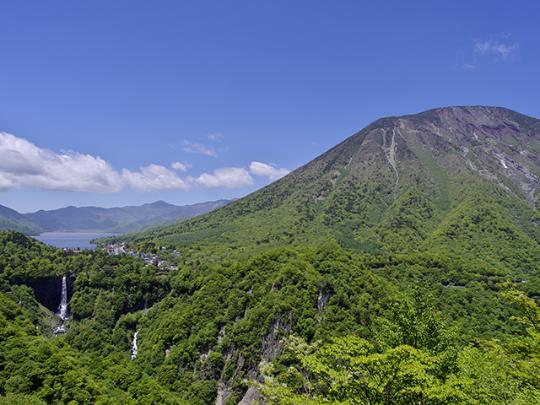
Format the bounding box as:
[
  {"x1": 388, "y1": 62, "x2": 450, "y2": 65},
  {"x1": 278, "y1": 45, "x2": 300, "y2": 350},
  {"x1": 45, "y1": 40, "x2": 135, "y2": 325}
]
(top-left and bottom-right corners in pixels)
[{"x1": 1, "y1": 0, "x2": 539, "y2": 212}]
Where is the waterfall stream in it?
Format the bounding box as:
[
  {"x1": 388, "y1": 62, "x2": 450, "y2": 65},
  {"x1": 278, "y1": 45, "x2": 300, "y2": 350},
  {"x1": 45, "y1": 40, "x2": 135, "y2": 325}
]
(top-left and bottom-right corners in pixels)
[
  {"x1": 58, "y1": 275, "x2": 68, "y2": 321},
  {"x1": 54, "y1": 275, "x2": 69, "y2": 334},
  {"x1": 130, "y1": 331, "x2": 139, "y2": 360}
]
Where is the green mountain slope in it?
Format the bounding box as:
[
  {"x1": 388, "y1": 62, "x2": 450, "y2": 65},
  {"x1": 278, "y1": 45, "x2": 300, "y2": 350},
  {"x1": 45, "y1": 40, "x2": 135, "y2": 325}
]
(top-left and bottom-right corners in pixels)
[
  {"x1": 127, "y1": 106, "x2": 540, "y2": 259},
  {"x1": 102, "y1": 106, "x2": 539, "y2": 402},
  {"x1": 0, "y1": 232, "x2": 184, "y2": 404},
  {"x1": 0, "y1": 205, "x2": 42, "y2": 235}
]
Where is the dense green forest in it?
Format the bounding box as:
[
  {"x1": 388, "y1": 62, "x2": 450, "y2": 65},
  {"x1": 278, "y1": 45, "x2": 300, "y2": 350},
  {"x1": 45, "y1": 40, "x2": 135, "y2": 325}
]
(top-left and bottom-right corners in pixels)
[{"x1": 0, "y1": 230, "x2": 539, "y2": 404}]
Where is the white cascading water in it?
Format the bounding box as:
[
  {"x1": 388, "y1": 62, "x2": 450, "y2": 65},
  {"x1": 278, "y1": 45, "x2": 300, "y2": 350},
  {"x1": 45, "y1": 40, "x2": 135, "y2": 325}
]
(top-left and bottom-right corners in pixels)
[
  {"x1": 57, "y1": 275, "x2": 69, "y2": 321},
  {"x1": 53, "y1": 275, "x2": 69, "y2": 334},
  {"x1": 130, "y1": 331, "x2": 139, "y2": 360}
]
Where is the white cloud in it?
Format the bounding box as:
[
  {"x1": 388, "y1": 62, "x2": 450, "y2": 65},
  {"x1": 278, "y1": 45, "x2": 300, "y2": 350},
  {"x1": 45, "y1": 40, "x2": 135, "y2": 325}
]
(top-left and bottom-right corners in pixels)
[
  {"x1": 0, "y1": 132, "x2": 191, "y2": 193},
  {"x1": 0, "y1": 132, "x2": 289, "y2": 194},
  {"x1": 462, "y1": 63, "x2": 476, "y2": 70},
  {"x1": 171, "y1": 161, "x2": 192, "y2": 172},
  {"x1": 122, "y1": 164, "x2": 190, "y2": 191},
  {"x1": 195, "y1": 167, "x2": 253, "y2": 188},
  {"x1": 249, "y1": 161, "x2": 290, "y2": 181},
  {"x1": 474, "y1": 40, "x2": 517, "y2": 60},
  {"x1": 0, "y1": 132, "x2": 122, "y2": 192},
  {"x1": 183, "y1": 140, "x2": 217, "y2": 157}
]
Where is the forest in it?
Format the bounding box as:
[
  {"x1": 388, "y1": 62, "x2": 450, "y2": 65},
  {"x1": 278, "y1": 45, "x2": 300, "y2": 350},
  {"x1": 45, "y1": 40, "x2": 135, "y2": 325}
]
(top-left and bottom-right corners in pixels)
[{"x1": 0, "y1": 230, "x2": 539, "y2": 404}]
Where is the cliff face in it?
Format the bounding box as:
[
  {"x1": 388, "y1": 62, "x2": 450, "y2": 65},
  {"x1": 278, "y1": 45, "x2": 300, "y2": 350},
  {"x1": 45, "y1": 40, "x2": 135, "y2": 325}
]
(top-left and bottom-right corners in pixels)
[{"x1": 15, "y1": 275, "x2": 74, "y2": 313}]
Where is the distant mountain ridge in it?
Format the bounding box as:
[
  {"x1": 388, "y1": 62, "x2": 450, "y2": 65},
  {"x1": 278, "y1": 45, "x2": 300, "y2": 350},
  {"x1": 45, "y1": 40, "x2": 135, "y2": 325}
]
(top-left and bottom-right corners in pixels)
[{"x1": 0, "y1": 199, "x2": 231, "y2": 234}]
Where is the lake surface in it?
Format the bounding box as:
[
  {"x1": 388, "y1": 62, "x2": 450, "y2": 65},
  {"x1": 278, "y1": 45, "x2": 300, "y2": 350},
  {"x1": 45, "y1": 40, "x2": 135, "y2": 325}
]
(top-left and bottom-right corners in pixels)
[{"x1": 34, "y1": 232, "x2": 119, "y2": 249}]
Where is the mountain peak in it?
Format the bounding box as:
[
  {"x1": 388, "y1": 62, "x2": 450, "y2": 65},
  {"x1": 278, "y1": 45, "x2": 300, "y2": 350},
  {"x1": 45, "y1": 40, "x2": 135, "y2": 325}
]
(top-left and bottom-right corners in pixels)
[
  {"x1": 365, "y1": 105, "x2": 534, "y2": 131},
  {"x1": 148, "y1": 200, "x2": 173, "y2": 207},
  {"x1": 132, "y1": 106, "x2": 540, "y2": 253}
]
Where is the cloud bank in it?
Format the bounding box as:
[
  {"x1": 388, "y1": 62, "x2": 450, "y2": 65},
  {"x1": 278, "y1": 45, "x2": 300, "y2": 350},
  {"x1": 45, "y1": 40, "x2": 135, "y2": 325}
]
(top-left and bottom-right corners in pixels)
[
  {"x1": 206, "y1": 132, "x2": 224, "y2": 141},
  {"x1": 122, "y1": 165, "x2": 190, "y2": 191},
  {"x1": 0, "y1": 132, "x2": 291, "y2": 193},
  {"x1": 0, "y1": 132, "x2": 122, "y2": 192}
]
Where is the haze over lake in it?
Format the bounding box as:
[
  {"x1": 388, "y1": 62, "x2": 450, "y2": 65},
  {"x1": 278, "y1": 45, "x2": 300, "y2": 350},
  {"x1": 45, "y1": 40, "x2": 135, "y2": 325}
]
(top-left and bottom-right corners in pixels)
[{"x1": 34, "y1": 232, "x2": 119, "y2": 249}]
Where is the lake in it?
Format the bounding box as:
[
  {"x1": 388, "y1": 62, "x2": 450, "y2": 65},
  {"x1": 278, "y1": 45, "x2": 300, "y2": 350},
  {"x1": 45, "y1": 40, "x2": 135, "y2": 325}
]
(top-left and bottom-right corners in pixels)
[{"x1": 34, "y1": 232, "x2": 120, "y2": 249}]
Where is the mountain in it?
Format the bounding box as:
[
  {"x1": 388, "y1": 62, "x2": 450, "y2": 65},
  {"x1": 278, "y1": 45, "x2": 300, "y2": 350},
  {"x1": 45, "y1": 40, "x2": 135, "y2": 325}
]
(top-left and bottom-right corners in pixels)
[
  {"x1": 90, "y1": 106, "x2": 540, "y2": 403},
  {"x1": 24, "y1": 199, "x2": 231, "y2": 233},
  {"x1": 3, "y1": 106, "x2": 540, "y2": 404},
  {"x1": 129, "y1": 106, "x2": 540, "y2": 263},
  {"x1": 0, "y1": 204, "x2": 42, "y2": 235}
]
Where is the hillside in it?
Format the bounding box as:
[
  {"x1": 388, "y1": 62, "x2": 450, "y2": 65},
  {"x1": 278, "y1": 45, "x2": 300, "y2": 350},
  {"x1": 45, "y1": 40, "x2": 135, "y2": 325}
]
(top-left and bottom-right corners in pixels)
[
  {"x1": 0, "y1": 204, "x2": 42, "y2": 235},
  {"x1": 2, "y1": 227, "x2": 539, "y2": 404},
  {"x1": 0, "y1": 231, "x2": 184, "y2": 403},
  {"x1": 128, "y1": 106, "x2": 540, "y2": 262}
]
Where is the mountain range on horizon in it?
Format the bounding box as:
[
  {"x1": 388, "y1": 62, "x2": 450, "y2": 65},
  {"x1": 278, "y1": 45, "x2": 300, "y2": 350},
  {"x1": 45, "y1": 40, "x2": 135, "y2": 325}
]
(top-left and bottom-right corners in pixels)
[{"x1": 0, "y1": 199, "x2": 231, "y2": 235}]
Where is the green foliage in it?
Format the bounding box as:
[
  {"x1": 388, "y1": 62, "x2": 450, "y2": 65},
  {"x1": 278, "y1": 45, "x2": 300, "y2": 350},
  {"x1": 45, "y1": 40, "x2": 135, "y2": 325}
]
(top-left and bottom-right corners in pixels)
[
  {"x1": 0, "y1": 232, "x2": 182, "y2": 403},
  {"x1": 1, "y1": 188, "x2": 539, "y2": 404},
  {"x1": 260, "y1": 291, "x2": 540, "y2": 404}
]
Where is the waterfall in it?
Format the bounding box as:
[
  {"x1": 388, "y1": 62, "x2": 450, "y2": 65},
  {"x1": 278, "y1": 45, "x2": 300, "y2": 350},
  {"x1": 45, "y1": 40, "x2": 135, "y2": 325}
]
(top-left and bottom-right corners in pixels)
[
  {"x1": 53, "y1": 275, "x2": 69, "y2": 334},
  {"x1": 57, "y1": 275, "x2": 69, "y2": 321},
  {"x1": 130, "y1": 331, "x2": 139, "y2": 360}
]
